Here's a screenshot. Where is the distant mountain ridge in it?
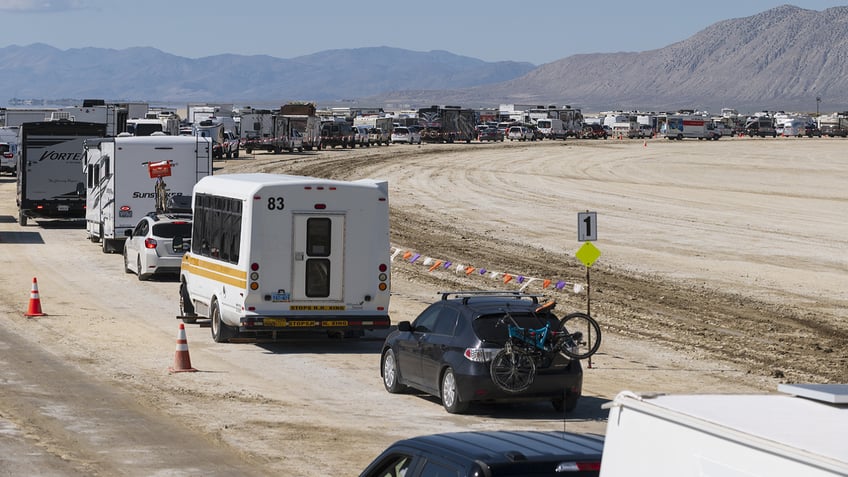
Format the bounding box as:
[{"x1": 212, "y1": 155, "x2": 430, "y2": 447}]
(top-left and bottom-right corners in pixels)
[
  {"x1": 368, "y1": 5, "x2": 848, "y2": 112},
  {"x1": 1, "y1": 5, "x2": 847, "y2": 113},
  {"x1": 0, "y1": 44, "x2": 535, "y2": 106}
]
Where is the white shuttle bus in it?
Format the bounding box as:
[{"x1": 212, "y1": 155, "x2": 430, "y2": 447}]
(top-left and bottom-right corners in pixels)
[{"x1": 179, "y1": 173, "x2": 392, "y2": 342}]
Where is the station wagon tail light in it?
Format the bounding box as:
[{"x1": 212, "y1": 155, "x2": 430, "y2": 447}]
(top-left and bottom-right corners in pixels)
[
  {"x1": 464, "y1": 347, "x2": 499, "y2": 362},
  {"x1": 556, "y1": 461, "x2": 601, "y2": 472},
  {"x1": 144, "y1": 238, "x2": 158, "y2": 249}
]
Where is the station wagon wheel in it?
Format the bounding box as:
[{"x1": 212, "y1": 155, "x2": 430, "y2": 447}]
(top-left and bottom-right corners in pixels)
[
  {"x1": 136, "y1": 257, "x2": 149, "y2": 281},
  {"x1": 440, "y1": 368, "x2": 468, "y2": 414},
  {"x1": 381, "y1": 349, "x2": 407, "y2": 394}
]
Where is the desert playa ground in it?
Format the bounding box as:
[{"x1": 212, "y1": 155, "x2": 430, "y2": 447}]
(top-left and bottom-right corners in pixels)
[{"x1": 0, "y1": 135, "x2": 845, "y2": 475}]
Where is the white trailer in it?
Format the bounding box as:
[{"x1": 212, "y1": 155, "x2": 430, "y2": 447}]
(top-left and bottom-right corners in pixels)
[
  {"x1": 17, "y1": 120, "x2": 107, "y2": 226},
  {"x1": 83, "y1": 135, "x2": 213, "y2": 253},
  {"x1": 600, "y1": 385, "x2": 848, "y2": 477},
  {"x1": 178, "y1": 173, "x2": 392, "y2": 342}
]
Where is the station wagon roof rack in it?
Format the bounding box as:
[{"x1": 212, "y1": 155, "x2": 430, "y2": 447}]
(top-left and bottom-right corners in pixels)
[{"x1": 438, "y1": 290, "x2": 542, "y2": 305}]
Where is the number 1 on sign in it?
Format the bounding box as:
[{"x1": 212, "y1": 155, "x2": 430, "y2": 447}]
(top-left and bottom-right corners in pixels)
[{"x1": 578, "y1": 212, "x2": 597, "y2": 241}]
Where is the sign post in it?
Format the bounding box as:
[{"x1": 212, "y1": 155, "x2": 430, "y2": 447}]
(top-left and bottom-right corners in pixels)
[{"x1": 575, "y1": 211, "x2": 601, "y2": 368}]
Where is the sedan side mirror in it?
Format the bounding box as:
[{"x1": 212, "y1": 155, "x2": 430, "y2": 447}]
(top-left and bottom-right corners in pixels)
[{"x1": 397, "y1": 321, "x2": 412, "y2": 332}]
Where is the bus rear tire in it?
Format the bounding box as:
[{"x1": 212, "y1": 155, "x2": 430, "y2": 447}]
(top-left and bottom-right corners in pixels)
[{"x1": 210, "y1": 299, "x2": 238, "y2": 343}]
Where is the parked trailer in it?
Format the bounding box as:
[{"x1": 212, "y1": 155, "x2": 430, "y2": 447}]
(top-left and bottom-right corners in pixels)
[
  {"x1": 17, "y1": 120, "x2": 107, "y2": 226},
  {"x1": 417, "y1": 105, "x2": 477, "y2": 143},
  {"x1": 178, "y1": 173, "x2": 392, "y2": 342},
  {"x1": 83, "y1": 135, "x2": 213, "y2": 253},
  {"x1": 600, "y1": 385, "x2": 848, "y2": 477}
]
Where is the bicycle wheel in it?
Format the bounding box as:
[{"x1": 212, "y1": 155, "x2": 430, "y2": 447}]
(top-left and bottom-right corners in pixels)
[
  {"x1": 490, "y1": 345, "x2": 536, "y2": 393},
  {"x1": 558, "y1": 312, "x2": 602, "y2": 359}
]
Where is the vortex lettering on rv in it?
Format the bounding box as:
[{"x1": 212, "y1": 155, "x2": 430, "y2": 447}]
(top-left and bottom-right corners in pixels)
[{"x1": 39, "y1": 151, "x2": 82, "y2": 162}]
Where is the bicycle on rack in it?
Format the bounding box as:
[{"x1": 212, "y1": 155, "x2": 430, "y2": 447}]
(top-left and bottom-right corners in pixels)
[{"x1": 489, "y1": 300, "x2": 601, "y2": 393}]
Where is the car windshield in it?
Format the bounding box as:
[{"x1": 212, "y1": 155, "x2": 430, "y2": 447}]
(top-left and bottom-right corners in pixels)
[
  {"x1": 472, "y1": 311, "x2": 560, "y2": 344},
  {"x1": 152, "y1": 222, "x2": 192, "y2": 239}
]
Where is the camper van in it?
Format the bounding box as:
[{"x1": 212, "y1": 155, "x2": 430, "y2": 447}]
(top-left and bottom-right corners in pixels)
[
  {"x1": 536, "y1": 118, "x2": 567, "y2": 139},
  {"x1": 178, "y1": 173, "x2": 392, "y2": 343},
  {"x1": 83, "y1": 135, "x2": 213, "y2": 253}
]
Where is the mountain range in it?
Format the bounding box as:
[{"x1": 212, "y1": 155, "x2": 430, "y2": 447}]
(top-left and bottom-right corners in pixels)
[{"x1": 1, "y1": 4, "x2": 846, "y2": 114}]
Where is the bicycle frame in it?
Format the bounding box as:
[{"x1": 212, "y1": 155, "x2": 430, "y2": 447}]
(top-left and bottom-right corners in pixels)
[{"x1": 500, "y1": 310, "x2": 557, "y2": 352}]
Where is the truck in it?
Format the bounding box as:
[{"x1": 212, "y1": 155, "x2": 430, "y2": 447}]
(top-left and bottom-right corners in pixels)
[
  {"x1": 661, "y1": 115, "x2": 720, "y2": 140},
  {"x1": 353, "y1": 116, "x2": 393, "y2": 146},
  {"x1": 83, "y1": 135, "x2": 213, "y2": 253},
  {"x1": 126, "y1": 111, "x2": 180, "y2": 136},
  {"x1": 280, "y1": 104, "x2": 321, "y2": 151},
  {"x1": 818, "y1": 112, "x2": 848, "y2": 137},
  {"x1": 599, "y1": 385, "x2": 848, "y2": 476},
  {"x1": 535, "y1": 118, "x2": 566, "y2": 139},
  {"x1": 417, "y1": 105, "x2": 477, "y2": 143},
  {"x1": 17, "y1": 120, "x2": 107, "y2": 226},
  {"x1": 178, "y1": 173, "x2": 392, "y2": 342},
  {"x1": 744, "y1": 115, "x2": 778, "y2": 138},
  {"x1": 320, "y1": 119, "x2": 356, "y2": 149},
  {"x1": 0, "y1": 126, "x2": 19, "y2": 175},
  {"x1": 241, "y1": 113, "x2": 303, "y2": 154},
  {"x1": 193, "y1": 119, "x2": 239, "y2": 159},
  {"x1": 5, "y1": 101, "x2": 127, "y2": 136}
]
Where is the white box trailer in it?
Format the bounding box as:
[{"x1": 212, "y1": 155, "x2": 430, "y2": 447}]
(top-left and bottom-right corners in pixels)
[
  {"x1": 600, "y1": 385, "x2": 848, "y2": 477},
  {"x1": 83, "y1": 135, "x2": 213, "y2": 253},
  {"x1": 178, "y1": 173, "x2": 391, "y2": 343}
]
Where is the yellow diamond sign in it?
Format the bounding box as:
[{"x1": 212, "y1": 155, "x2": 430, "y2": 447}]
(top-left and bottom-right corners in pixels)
[{"x1": 576, "y1": 241, "x2": 601, "y2": 267}]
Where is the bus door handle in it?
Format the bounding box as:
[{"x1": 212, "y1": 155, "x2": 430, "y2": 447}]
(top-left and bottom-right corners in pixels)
[{"x1": 294, "y1": 252, "x2": 304, "y2": 261}]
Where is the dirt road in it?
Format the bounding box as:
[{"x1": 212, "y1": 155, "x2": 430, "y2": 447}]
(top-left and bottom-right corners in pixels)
[{"x1": 0, "y1": 137, "x2": 844, "y2": 475}]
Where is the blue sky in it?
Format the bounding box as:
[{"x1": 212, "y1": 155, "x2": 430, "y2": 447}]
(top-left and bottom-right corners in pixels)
[{"x1": 1, "y1": 0, "x2": 846, "y2": 65}]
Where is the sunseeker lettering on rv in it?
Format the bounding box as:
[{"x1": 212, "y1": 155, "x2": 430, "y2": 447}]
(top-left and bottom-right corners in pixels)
[
  {"x1": 132, "y1": 192, "x2": 184, "y2": 199},
  {"x1": 39, "y1": 151, "x2": 83, "y2": 162}
]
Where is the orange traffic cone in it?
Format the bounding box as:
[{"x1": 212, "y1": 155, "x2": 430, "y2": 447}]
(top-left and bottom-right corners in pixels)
[
  {"x1": 24, "y1": 277, "x2": 46, "y2": 317},
  {"x1": 169, "y1": 323, "x2": 197, "y2": 373}
]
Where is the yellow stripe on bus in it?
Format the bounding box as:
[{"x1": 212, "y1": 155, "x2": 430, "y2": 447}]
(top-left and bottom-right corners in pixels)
[{"x1": 182, "y1": 255, "x2": 247, "y2": 288}]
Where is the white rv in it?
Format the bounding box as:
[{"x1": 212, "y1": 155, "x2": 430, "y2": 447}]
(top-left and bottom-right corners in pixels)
[
  {"x1": 17, "y1": 120, "x2": 107, "y2": 226},
  {"x1": 178, "y1": 173, "x2": 392, "y2": 343},
  {"x1": 83, "y1": 135, "x2": 213, "y2": 253},
  {"x1": 600, "y1": 385, "x2": 848, "y2": 476}
]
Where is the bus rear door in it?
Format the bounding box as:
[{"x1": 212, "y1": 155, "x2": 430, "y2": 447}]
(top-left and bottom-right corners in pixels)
[{"x1": 292, "y1": 213, "x2": 345, "y2": 301}]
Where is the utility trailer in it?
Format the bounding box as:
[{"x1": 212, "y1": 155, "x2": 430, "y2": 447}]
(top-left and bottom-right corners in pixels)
[
  {"x1": 599, "y1": 385, "x2": 848, "y2": 477},
  {"x1": 17, "y1": 120, "x2": 107, "y2": 226}
]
